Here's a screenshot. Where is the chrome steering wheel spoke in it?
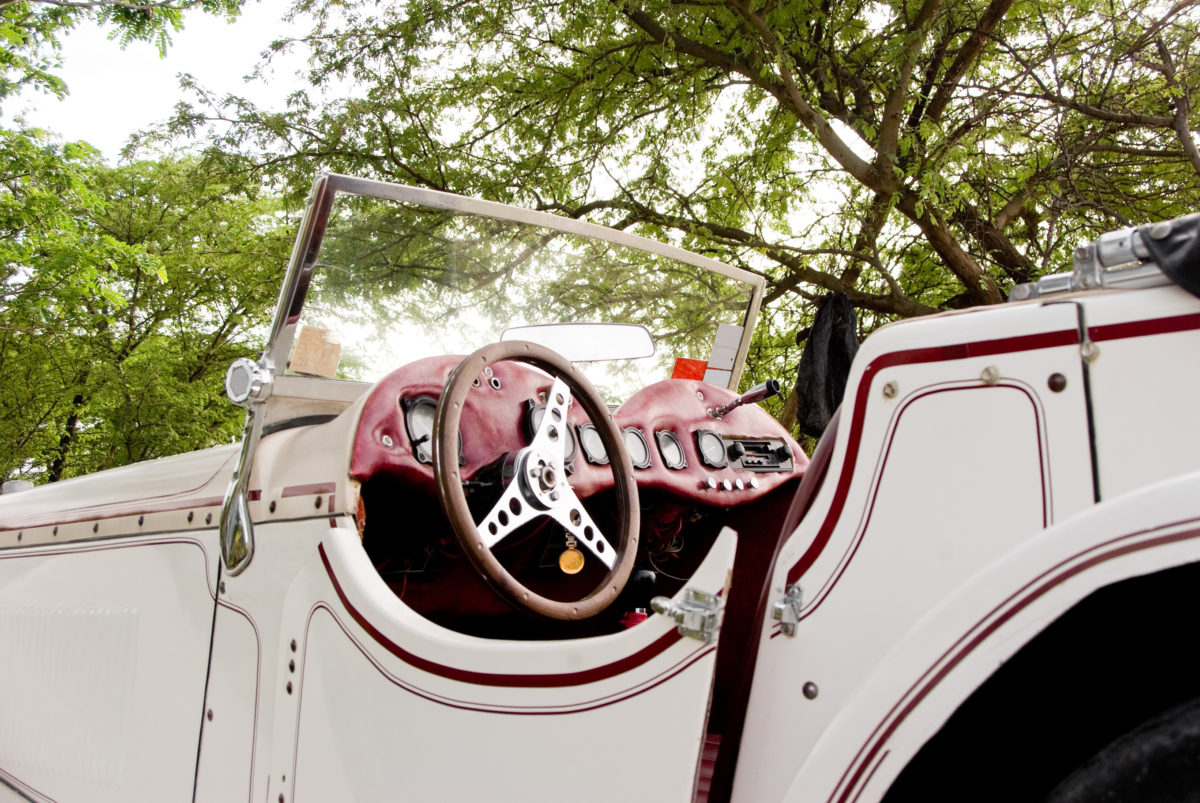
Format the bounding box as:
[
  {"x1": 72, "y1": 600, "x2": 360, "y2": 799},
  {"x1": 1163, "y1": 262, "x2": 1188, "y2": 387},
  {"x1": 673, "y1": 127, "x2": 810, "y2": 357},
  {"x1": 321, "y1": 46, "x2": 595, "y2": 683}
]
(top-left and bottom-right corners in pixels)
[{"x1": 544, "y1": 484, "x2": 617, "y2": 571}]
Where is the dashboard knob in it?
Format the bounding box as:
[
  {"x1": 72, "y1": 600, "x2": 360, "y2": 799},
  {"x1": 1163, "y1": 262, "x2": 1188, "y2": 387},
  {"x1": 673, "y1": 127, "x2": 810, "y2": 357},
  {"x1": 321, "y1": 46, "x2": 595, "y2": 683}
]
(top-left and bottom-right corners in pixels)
[
  {"x1": 727, "y1": 441, "x2": 746, "y2": 461},
  {"x1": 772, "y1": 444, "x2": 792, "y2": 462}
]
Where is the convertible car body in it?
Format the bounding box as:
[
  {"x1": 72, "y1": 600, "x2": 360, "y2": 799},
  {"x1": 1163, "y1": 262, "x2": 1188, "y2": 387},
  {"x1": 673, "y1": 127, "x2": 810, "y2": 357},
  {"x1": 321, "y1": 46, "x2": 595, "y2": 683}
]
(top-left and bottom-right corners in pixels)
[{"x1": 3, "y1": 176, "x2": 1200, "y2": 802}]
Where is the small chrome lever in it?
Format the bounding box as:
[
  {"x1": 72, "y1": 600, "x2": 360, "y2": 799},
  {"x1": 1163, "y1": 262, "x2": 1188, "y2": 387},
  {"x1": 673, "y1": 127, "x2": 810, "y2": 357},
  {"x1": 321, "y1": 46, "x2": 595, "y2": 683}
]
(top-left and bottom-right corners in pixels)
[{"x1": 708, "y1": 379, "x2": 782, "y2": 419}]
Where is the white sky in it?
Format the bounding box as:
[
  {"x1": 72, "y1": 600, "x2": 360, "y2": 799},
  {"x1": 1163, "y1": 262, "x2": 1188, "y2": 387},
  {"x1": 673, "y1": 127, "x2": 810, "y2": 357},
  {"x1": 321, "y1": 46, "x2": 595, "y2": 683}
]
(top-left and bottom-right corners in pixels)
[{"x1": 3, "y1": 0, "x2": 304, "y2": 162}]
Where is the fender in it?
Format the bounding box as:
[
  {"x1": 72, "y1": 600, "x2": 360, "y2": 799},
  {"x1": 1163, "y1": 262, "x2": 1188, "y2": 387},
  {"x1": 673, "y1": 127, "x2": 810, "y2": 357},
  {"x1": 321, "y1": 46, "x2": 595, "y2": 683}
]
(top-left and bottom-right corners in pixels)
[{"x1": 752, "y1": 469, "x2": 1200, "y2": 802}]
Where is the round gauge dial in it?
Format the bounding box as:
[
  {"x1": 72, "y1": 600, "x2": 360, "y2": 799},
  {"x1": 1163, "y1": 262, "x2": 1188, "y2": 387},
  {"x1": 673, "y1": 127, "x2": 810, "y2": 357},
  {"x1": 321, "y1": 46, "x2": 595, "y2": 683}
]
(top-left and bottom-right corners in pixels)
[
  {"x1": 526, "y1": 402, "x2": 577, "y2": 462},
  {"x1": 655, "y1": 430, "x2": 687, "y2": 470},
  {"x1": 622, "y1": 428, "x2": 652, "y2": 469},
  {"x1": 403, "y1": 396, "x2": 462, "y2": 465},
  {"x1": 577, "y1": 423, "x2": 608, "y2": 464},
  {"x1": 695, "y1": 429, "x2": 727, "y2": 469},
  {"x1": 403, "y1": 396, "x2": 437, "y2": 463}
]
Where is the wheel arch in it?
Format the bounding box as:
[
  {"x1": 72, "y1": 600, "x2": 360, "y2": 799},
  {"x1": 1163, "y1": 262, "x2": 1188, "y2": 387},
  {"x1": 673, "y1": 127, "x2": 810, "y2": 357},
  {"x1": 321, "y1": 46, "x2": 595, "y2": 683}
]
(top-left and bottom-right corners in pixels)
[{"x1": 883, "y1": 556, "x2": 1200, "y2": 801}]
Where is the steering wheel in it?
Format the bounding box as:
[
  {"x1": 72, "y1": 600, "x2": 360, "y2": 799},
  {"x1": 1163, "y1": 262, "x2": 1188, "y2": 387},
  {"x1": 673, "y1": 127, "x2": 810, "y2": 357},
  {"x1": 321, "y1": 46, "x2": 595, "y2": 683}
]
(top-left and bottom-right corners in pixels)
[{"x1": 433, "y1": 341, "x2": 639, "y2": 620}]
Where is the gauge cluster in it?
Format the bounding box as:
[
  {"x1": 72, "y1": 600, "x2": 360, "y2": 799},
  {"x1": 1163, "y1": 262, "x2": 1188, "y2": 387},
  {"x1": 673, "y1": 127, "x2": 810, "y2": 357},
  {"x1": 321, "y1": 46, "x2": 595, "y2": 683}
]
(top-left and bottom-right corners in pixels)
[{"x1": 351, "y1": 355, "x2": 807, "y2": 505}]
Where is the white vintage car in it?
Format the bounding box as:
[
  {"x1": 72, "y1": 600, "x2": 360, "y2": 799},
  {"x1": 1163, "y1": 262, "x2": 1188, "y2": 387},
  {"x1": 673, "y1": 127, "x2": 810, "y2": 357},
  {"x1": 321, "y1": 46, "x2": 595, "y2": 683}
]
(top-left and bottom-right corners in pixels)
[{"x1": 3, "y1": 175, "x2": 1200, "y2": 803}]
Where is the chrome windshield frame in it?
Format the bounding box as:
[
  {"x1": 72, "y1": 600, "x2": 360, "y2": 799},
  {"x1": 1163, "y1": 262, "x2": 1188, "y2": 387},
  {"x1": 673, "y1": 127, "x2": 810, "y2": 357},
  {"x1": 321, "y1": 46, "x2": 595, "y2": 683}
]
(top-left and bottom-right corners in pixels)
[{"x1": 262, "y1": 174, "x2": 766, "y2": 395}]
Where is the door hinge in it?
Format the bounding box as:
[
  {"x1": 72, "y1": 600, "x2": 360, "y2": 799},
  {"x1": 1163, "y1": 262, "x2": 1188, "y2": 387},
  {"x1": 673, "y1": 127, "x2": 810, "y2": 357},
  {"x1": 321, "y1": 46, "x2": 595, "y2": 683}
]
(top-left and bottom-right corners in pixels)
[
  {"x1": 772, "y1": 584, "x2": 804, "y2": 637},
  {"x1": 651, "y1": 588, "x2": 722, "y2": 644}
]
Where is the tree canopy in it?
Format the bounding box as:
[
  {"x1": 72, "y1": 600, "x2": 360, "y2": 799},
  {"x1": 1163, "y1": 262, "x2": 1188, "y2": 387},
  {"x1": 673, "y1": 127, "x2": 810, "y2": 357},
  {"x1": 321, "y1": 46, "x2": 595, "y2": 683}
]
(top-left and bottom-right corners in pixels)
[
  {"x1": 177, "y1": 0, "x2": 1200, "y2": 326},
  {"x1": 0, "y1": 141, "x2": 293, "y2": 481},
  {"x1": 6, "y1": 0, "x2": 1200, "y2": 479}
]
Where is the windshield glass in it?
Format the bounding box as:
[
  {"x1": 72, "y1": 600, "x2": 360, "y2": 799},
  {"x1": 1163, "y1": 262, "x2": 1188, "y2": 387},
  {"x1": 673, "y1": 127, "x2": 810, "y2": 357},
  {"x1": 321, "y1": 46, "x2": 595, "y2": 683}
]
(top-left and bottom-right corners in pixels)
[{"x1": 284, "y1": 182, "x2": 761, "y2": 402}]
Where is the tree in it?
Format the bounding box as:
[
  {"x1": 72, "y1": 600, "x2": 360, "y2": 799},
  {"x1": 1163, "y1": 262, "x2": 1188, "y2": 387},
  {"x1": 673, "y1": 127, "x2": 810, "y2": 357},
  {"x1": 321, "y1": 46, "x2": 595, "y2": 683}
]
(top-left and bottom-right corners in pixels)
[
  {"x1": 0, "y1": 0, "x2": 242, "y2": 102},
  {"x1": 0, "y1": 142, "x2": 294, "y2": 482},
  {"x1": 174, "y1": 0, "x2": 1200, "y2": 328}
]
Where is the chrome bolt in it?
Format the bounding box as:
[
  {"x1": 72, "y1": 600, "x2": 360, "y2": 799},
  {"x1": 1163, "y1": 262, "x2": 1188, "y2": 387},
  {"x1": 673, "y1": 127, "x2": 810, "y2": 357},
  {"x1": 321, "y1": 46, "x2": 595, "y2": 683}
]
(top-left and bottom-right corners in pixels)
[
  {"x1": 980, "y1": 365, "x2": 1000, "y2": 385},
  {"x1": 381, "y1": 434, "x2": 394, "y2": 448},
  {"x1": 882, "y1": 380, "x2": 898, "y2": 399}
]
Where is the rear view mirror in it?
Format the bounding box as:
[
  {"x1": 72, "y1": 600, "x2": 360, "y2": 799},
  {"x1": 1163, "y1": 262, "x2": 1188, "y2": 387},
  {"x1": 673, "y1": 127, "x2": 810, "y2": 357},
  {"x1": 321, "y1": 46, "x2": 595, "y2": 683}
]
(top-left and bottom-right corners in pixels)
[{"x1": 500, "y1": 323, "x2": 655, "y2": 362}]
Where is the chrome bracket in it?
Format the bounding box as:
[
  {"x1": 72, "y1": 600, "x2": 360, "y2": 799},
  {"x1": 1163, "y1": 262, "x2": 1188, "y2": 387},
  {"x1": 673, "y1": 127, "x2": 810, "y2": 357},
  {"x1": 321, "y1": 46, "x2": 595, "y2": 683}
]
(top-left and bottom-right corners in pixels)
[
  {"x1": 651, "y1": 588, "x2": 722, "y2": 644},
  {"x1": 772, "y1": 583, "x2": 804, "y2": 637}
]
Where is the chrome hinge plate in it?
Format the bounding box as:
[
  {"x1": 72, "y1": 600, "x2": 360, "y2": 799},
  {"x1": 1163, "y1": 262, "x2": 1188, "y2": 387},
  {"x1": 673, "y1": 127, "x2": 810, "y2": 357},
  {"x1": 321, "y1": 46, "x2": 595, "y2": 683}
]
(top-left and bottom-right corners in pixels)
[
  {"x1": 651, "y1": 588, "x2": 722, "y2": 644},
  {"x1": 772, "y1": 584, "x2": 804, "y2": 637}
]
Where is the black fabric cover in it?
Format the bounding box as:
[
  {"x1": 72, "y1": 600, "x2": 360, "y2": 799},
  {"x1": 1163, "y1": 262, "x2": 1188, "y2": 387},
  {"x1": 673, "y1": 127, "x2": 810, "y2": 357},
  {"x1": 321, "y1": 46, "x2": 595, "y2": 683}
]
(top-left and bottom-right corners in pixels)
[
  {"x1": 794, "y1": 292, "x2": 859, "y2": 439},
  {"x1": 1139, "y1": 212, "x2": 1200, "y2": 298}
]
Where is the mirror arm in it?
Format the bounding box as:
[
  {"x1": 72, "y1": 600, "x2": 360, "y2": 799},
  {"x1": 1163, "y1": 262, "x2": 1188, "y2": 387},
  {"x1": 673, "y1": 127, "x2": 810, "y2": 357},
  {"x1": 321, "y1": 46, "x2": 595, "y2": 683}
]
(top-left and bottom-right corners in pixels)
[{"x1": 219, "y1": 356, "x2": 275, "y2": 576}]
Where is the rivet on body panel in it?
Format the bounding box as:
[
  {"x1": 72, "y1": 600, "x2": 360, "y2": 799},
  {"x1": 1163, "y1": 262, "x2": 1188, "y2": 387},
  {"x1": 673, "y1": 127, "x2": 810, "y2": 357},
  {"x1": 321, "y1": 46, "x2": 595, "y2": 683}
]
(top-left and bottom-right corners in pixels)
[
  {"x1": 803, "y1": 682, "x2": 819, "y2": 700},
  {"x1": 980, "y1": 365, "x2": 1000, "y2": 385},
  {"x1": 882, "y1": 380, "x2": 898, "y2": 399},
  {"x1": 1048, "y1": 373, "x2": 1068, "y2": 392}
]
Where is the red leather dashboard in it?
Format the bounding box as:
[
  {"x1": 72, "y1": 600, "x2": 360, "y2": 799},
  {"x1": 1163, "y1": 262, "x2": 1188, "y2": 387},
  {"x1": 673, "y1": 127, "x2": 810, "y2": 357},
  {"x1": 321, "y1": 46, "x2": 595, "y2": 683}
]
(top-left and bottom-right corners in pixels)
[{"x1": 350, "y1": 355, "x2": 807, "y2": 506}]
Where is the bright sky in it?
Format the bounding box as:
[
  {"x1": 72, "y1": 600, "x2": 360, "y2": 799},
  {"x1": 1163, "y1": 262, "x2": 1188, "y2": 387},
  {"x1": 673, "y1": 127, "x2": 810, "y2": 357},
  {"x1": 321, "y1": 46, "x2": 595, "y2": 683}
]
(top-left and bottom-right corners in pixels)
[{"x1": 3, "y1": 0, "x2": 304, "y2": 162}]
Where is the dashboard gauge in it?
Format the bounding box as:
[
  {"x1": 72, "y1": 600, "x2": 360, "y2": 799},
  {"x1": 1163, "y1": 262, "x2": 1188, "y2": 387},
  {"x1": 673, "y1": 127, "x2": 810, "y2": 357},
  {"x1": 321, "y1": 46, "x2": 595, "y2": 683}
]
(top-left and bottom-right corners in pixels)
[
  {"x1": 526, "y1": 401, "x2": 577, "y2": 463},
  {"x1": 655, "y1": 430, "x2": 687, "y2": 470},
  {"x1": 623, "y1": 428, "x2": 652, "y2": 469},
  {"x1": 403, "y1": 396, "x2": 437, "y2": 463},
  {"x1": 695, "y1": 429, "x2": 727, "y2": 469},
  {"x1": 402, "y1": 396, "x2": 462, "y2": 465},
  {"x1": 577, "y1": 423, "x2": 608, "y2": 465}
]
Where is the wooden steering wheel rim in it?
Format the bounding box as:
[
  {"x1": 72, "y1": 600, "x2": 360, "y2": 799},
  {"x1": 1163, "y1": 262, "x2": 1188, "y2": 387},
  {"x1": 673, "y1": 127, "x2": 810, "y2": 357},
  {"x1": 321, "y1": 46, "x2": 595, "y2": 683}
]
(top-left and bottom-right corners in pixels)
[{"x1": 433, "y1": 341, "x2": 640, "y2": 620}]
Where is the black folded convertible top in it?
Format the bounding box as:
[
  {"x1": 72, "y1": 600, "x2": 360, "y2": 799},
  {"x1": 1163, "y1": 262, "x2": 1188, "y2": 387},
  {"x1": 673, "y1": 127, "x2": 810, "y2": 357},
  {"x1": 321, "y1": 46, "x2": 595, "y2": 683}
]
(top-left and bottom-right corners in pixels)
[{"x1": 1140, "y1": 212, "x2": 1200, "y2": 298}]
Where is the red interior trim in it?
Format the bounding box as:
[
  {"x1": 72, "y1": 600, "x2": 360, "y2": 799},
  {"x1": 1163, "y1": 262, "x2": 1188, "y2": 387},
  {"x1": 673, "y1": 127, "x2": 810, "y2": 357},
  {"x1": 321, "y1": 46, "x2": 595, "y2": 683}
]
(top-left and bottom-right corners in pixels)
[{"x1": 318, "y1": 543, "x2": 684, "y2": 688}]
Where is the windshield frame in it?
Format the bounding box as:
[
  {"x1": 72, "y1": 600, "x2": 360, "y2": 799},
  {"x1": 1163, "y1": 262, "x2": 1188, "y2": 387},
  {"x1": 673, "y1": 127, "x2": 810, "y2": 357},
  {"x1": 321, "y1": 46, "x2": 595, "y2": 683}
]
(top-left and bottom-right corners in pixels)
[{"x1": 261, "y1": 174, "x2": 766, "y2": 396}]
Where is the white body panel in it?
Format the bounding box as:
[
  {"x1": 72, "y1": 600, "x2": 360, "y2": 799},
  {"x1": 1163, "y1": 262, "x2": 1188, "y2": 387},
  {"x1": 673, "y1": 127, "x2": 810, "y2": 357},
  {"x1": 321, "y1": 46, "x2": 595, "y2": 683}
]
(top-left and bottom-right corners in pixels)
[
  {"x1": 735, "y1": 286, "x2": 1200, "y2": 802},
  {"x1": 198, "y1": 520, "x2": 735, "y2": 803},
  {"x1": 0, "y1": 535, "x2": 218, "y2": 801}
]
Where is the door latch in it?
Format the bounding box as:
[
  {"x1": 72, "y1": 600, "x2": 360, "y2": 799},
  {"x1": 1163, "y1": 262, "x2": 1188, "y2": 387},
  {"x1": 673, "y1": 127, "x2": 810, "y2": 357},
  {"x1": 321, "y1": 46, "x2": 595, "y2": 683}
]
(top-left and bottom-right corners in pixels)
[
  {"x1": 772, "y1": 584, "x2": 803, "y2": 636},
  {"x1": 651, "y1": 588, "x2": 722, "y2": 644}
]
